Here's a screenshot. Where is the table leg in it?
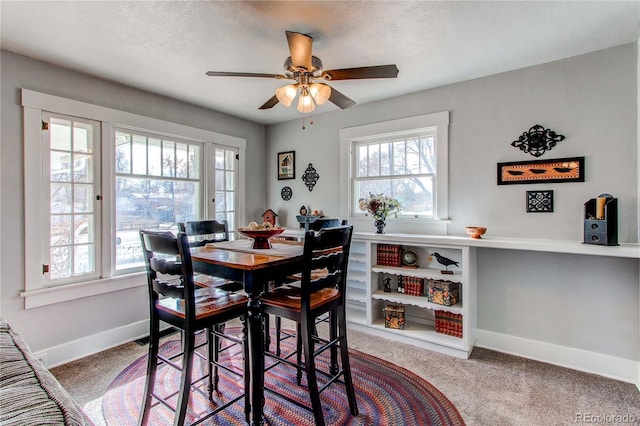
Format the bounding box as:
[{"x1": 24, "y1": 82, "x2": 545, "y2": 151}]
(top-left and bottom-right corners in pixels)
[{"x1": 247, "y1": 292, "x2": 265, "y2": 425}]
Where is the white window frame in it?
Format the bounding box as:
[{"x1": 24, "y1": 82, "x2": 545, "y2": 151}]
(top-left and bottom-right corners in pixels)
[
  {"x1": 339, "y1": 112, "x2": 449, "y2": 228},
  {"x1": 21, "y1": 89, "x2": 246, "y2": 308}
]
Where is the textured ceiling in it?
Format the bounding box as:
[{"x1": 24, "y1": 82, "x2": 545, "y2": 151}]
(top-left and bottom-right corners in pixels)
[{"x1": 1, "y1": 1, "x2": 639, "y2": 125}]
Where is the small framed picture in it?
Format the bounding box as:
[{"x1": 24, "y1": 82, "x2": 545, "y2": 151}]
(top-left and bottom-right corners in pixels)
[
  {"x1": 527, "y1": 190, "x2": 554, "y2": 213},
  {"x1": 277, "y1": 151, "x2": 295, "y2": 180}
]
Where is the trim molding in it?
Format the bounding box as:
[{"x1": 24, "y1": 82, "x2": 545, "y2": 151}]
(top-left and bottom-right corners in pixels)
[
  {"x1": 476, "y1": 329, "x2": 640, "y2": 390},
  {"x1": 32, "y1": 322, "x2": 640, "y2": 393},
  {"x1": 32, "y1": 320, "x2": 151, "y2": 368}
]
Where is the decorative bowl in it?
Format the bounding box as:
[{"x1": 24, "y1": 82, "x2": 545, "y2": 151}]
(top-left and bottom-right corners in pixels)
[
  {"x1": 465, "y1": 226, "x2": 487, "y2": 239},
  {"x1": 237, "y1": 227, "x2": 285, "y2": 249}
]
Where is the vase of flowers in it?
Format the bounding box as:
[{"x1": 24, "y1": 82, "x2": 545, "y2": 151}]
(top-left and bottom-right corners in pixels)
[{"x1": 359, "y1": 193, "x2": 401, "y2": 234}]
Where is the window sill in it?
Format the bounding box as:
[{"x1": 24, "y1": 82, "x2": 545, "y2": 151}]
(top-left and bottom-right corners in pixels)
[{"x1": 20, "y1": 273, "x2": 146, "y2": 309}]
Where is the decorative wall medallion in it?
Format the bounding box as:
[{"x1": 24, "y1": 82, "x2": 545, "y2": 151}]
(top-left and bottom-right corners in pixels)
[
  {"x1": 281, "y1": 186, "x2": 292, "y2": 201},
  {"x1": 511, "y1": 124, "x2": 565, "y2": 157},
  {"x1": 302, "y1": 163, "x2": 319, "y2": 191},
  {"x1": 527, "y1": 190, "x2": 554, "y2": 213}
]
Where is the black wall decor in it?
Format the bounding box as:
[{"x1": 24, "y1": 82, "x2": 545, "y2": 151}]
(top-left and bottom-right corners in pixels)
[
  {"x1": 281, "y1": 186, "x2": 292, "y2": 200},
  {"x1": 526, "y1": 190, "x2": 553, "y2": 212},
  {"x1": 511, "y1": 124, "x2": 565, "y2": 157},
  {"x1": 302, "y1": 163, "x2": 319, "y2": 191}
]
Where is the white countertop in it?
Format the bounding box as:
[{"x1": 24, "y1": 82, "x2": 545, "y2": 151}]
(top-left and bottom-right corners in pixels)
[{"x1": 281, "y1": 229, "x2": 640, "y2": 259}]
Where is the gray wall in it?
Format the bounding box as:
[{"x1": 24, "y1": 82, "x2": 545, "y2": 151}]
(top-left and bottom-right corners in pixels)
[
  {"x1": 0, "y1": 51, "x2": 266, "y2": 350},
  {"x1": 265, "y1": 44, "x2": 639, "y2": 361}
]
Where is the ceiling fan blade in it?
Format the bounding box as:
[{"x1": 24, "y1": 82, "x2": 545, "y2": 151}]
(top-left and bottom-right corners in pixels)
[
  {"x1": 286, "y1": 31, "x2": 313, "y2": 71},
  {"x1": 259, "y1": 94, "x2": 279, "y2": 110},
  {"x1": 322, "y1": 65, "x2": 399, "y2": 81},
  {"x1": 328, "y1": 86, "x2": 356, "y2": 109},
  {"x1": 206, "y1": 71, "x2": 287, "y2": 79}
]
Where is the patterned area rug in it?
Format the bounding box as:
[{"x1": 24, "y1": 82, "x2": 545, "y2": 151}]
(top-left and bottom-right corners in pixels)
[{"x1": 102, "y1": 329, "x2": 465, "y2": 425}]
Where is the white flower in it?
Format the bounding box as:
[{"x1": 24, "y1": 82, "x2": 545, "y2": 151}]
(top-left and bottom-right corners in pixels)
[{"x1": 359, "y1": 193, "x2": 401, "y2": 220}]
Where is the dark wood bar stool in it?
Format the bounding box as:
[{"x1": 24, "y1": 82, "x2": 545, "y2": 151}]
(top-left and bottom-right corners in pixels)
[
  {"x1": 178, "y1": 220, "x2": 243, "y2": 291},
  {"x1": 272, "y1": 219, "x2": 348, "y2": 355},
  {"x1": 138, "y1": 230, "x2": 249, "y2": 426},
  {"x1": 261, "y1": 225, "x2": 359, "y2": 426}
]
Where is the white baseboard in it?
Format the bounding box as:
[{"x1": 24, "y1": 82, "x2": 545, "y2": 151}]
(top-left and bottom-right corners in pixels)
[
  {"x1": 34, "y1": 320, "x2": 151, "y2": 368},
  {"x1": 34, "y1": 322, "x2": 640, "y2": 393},
  {"x1": 476, "y1": 329, "x2": 640, "y2": 390}
]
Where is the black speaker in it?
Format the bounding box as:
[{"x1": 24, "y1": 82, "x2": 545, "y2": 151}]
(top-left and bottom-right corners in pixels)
[{"x1": 583, "y1": 194, "x2": 618, "y2": 246}]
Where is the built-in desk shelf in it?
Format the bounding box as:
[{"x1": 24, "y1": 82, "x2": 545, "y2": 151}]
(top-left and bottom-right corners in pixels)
[
  {"x1": 281, "y1": 228, "x2": 640, "y2": 259},
  {"x1": 282, "y1": 228, "x2": 639, "y2": 360}
]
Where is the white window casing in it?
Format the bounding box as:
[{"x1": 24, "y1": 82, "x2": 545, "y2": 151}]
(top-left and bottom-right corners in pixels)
[
  {"x1": 21, "y1": 89, "x2": 246, "y2": 308},
  {"x1": 339, "y1": 112, "x2": 450, "y2": 232}
]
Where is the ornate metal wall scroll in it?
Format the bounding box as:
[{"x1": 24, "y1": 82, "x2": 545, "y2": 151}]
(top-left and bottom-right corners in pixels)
[
  {"x1": 302, "y1": 163, "x2": 319, "y2": 191},
  {"x1": 511, "y1": 124, "x2": 565, "y2": 157}
]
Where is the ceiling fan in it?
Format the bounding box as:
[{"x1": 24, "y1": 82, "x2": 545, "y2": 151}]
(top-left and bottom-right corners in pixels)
[{"x1": 206, "y1": 31, "x2": 399, "y2": 114}]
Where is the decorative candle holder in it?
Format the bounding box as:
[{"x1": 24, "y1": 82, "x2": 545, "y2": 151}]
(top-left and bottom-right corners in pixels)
[{"x1": 583, "y1": 193, "x2": 618, "y2": 246}]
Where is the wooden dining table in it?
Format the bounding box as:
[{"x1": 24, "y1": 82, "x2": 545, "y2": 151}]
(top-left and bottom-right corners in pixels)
[{"x1": 190, "y1": 239, "x2": 304, "y2": 426}]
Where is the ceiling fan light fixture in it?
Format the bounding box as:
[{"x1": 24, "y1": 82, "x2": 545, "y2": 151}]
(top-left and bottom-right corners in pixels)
[
  {"x1": 275, "y1": 84, "x2": 298, "y2": 107},
  {"x1": 309, "y1": 83, "x2": 331, "y2": 105},
  {"x1": 297, "y1": 87, "x2": 316, "y2": 113}
]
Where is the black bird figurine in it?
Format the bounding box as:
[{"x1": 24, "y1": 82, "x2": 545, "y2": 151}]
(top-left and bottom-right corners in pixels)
[{"x1": 430, "y1": 252, "x2": 459, "y2": 274}]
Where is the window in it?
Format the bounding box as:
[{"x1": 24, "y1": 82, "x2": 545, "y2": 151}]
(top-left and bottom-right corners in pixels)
[
  {"x1": 212, "y1": 147, "x2": 237, "y2": 229},
  {"x1": 340, "y1": 111, "x2": 449, "y2": 223},
  {"x1": 353, "y1": 132, "x2": 436, "y2": 218},
  {"x1": 22, "y1": 89, "x2": 246, "y2": 308},
  {"x1": 44, "y1": 113, "x2": 101, "y2": 285},
  {"x1": 113, "y1": 129, "x2": 203, "y2": 272}
]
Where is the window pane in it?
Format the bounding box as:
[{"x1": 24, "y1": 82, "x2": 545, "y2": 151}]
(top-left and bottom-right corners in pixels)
[
  {"x1": 51, "y1": 151, "x2": 71, "y2": 182},
  {"x1": 51, "y1": 183, "x2": 72, "y2": 213},
  {"x1": 215, "y1": 149, "x2": 224, "y2": 169},
  {"x1": 148, "y1": 138, "x2": 162, "y2": 176},
  {"x1": 115, "y1": 176, "x2": 199, "y2": 270},
  {"x1": 74, "y1": 184, "x2": 93, "y2": 213},
  {"x1": 176, "y1": 143, "x2": 188, "y2": 178},
  {"x1": 225, "y1": 150, "x2": 235, "y2": 170},
  {"x1": 406, "y1": 138, "x2": 421, "y2": 174},
  {"x1": 51, "y1": 214, "x2": 72, "y2": 246},
  {"x1": 392, "y1": 141, "x2": 406, "y2": 175},
  {"x1": 226, "y1": 192, "x2": 234, "y2": 213},
  {"x1": 394, "y1": 176, "x2": 434, "y2": 217},
  {"x1": 73, "y1": 123, "x2": 92, "y2": 153},
  {"x1": 215, "y1": 170, "x2": 224, "y2": 190},
  {"x1": 50, "y1": 246, "x2": 72, "y2": 279},
  {"x1": 367, "y1": 144, "x2": 380, "y2": 176},
  {"x1": 225, "y1": 171, "x2": 234, "y2": 191},
  {"x1": 380, "y1": 142, "x2": 391, "y2": 176},
  {"x1": 356, "y1": 145, "x2": 367, "y2": 177},
  {"x1": 50, "y1": 118, "x2": 71, "y2": 151},
  {"x1": 162, "y1": 140, "x2": 175, "y2": 177},
  {"x1": 132, "y1": 135, "x2": 147, "y2": 175},
  {"x1": 74, "y1": 244, "x2": 94, "y2": 275},
  {"x1": 354, "y1": 179, "x2": 392, "y2": 213},
  {"x1": 115, "y1": 132, "x2": 131, "y2": 174},
  {"x1": 420, "y1": 136, "x2": 435, "y2": 173},
  {"x1": 215, "y1": 191, "x2": 226, "y2": 212},
  {"x1": 74, "y1": 214, "x2": 94, "y2": 244},
  {"x1": 188, "y1": 145, "x2": 200, "y2": 179},
  {"x1": 73, "y1": 153, "x2": 93, "y2": 183}
]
